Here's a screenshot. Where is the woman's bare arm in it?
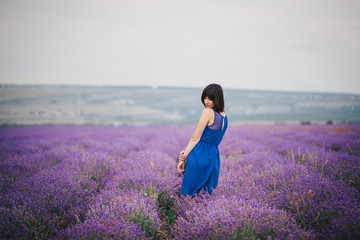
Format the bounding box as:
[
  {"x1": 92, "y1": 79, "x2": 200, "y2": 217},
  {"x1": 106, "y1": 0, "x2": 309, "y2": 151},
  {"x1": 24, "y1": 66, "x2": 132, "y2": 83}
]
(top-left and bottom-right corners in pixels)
[
  {"x1": 182, "y1": 108, "x2": 213, "y2": 157},
  {"x1": 177, "y1": 108, "x2": 213, "y2": 173}
]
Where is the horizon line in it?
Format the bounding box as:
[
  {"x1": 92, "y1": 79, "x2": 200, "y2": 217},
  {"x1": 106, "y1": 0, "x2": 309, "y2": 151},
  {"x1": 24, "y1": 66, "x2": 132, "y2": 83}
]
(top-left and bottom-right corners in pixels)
[{"x1": 1, "y1": 82, "x2": 359, "y2": 96}]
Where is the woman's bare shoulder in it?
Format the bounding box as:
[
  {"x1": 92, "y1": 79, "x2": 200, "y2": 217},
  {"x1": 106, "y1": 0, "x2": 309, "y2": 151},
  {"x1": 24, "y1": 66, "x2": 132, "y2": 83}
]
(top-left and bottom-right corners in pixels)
[{"x1": 202, "y1": 108, "x2": 213, "y2": 115}]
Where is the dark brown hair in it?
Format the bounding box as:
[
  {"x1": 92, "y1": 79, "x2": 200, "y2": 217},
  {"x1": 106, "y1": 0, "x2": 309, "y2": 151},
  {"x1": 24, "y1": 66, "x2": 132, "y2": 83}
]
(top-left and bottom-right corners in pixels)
[{"x1": 201, "y1": 83, "x2": 225, "y2": 113}]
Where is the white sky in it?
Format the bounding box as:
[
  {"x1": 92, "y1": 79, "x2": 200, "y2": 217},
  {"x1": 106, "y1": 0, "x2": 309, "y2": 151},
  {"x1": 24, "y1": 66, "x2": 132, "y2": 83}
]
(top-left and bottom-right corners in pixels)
[{"x1": 1, "y1": 0, "x2": 360, "y2": 94}]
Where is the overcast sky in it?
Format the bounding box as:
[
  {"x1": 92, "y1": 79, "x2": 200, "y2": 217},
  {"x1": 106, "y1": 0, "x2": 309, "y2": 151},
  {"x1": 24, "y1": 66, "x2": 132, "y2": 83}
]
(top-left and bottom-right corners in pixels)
[{"x1": 1, "y1": 0, "x2": 360, "y2": 94}]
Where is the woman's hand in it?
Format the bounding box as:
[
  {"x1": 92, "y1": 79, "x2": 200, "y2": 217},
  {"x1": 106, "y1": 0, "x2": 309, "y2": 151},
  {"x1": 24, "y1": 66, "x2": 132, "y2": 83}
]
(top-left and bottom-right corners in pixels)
[
  {"x1": 177, "y1": 150, "x2": 186, "y2": 174},
  {"x1": 177, "y1": 160, "x2": 185, "y2": 174},
  {"x1": 179, "y1": 151, "x2": 187, "y2": 161}
]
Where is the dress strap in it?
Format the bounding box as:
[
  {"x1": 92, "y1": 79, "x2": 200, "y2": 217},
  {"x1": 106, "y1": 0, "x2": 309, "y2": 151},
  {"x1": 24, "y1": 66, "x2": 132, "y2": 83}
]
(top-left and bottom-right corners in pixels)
[{"x1": 208, "y1": 107, "x2": 216, "y2": 128}]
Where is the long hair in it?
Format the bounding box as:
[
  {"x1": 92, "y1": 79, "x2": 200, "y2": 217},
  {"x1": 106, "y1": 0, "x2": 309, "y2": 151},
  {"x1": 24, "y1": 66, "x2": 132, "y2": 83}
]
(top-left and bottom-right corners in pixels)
[{"x1": 201, "y1": 83, "x2": 225, "y2": 113}]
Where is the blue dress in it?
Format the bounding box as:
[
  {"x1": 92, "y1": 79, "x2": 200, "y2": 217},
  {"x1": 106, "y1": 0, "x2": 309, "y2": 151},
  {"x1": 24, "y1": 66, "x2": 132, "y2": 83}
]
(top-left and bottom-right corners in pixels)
[{"x1": 181, "y1": 108, "x2": 228, "y2": 197}]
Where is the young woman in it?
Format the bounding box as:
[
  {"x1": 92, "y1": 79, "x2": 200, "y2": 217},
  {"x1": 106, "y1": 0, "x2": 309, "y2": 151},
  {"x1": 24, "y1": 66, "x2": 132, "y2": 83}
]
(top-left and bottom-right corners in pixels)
[{"x1": 177, "y1": 83, "x2": 228, "y2": 197}]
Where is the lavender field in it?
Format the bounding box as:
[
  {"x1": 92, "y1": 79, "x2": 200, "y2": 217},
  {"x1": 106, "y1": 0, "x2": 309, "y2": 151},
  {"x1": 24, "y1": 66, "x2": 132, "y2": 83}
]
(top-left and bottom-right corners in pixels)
[{"x1": 1, "y1": 125, "x2": 360, "y2": 239}]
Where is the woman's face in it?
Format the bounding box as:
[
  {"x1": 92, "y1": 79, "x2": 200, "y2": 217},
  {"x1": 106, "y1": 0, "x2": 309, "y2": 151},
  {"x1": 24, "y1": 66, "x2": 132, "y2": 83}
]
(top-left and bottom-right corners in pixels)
[{"x1": 204, "y1": 97, "x2": 215, "y2": 108}]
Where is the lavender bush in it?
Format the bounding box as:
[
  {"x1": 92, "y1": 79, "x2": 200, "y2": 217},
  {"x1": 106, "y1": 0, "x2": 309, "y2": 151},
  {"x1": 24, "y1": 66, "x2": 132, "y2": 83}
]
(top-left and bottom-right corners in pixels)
[{"x1": 0, "y1": 125, "x2": 359, "y2": 239}]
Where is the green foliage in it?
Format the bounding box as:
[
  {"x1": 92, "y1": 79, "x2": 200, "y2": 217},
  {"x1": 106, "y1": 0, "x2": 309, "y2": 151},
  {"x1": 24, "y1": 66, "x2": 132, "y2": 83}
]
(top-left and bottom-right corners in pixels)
[
  {"x1": 156, "y1": 191, "x2": 177, "y2": 226},
  {"x1": 285, "y1": 149, "x2": 308, "y2": 165},
  {"x1": 129, "y1": 214, "x2": 157, "y2": 237},
  {"x1": 330, "y1": 144, "x2": 341, "y2": 152},
  {"x1": 230, "y1": 227, "x2": 274, "y2": 240}
]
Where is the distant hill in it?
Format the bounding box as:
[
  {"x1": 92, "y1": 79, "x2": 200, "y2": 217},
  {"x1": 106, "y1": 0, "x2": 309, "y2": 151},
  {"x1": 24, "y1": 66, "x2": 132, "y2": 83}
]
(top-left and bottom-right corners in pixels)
[{"x1": 1, "y1": 84, "x2": 359, "y2": 126}]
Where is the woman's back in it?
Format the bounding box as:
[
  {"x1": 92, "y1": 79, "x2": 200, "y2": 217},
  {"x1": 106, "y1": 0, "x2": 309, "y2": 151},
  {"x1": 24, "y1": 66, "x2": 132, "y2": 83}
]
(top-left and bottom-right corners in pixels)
[{"x1": 200, "y1": 108, "x2": 228, "y2": 146}]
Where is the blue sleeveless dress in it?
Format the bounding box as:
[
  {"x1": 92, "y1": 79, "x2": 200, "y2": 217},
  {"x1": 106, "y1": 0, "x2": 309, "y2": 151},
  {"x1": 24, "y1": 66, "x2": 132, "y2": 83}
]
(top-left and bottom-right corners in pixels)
[{"x1": 181, "y1": 108, "x2": 228, "y2": 197}]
